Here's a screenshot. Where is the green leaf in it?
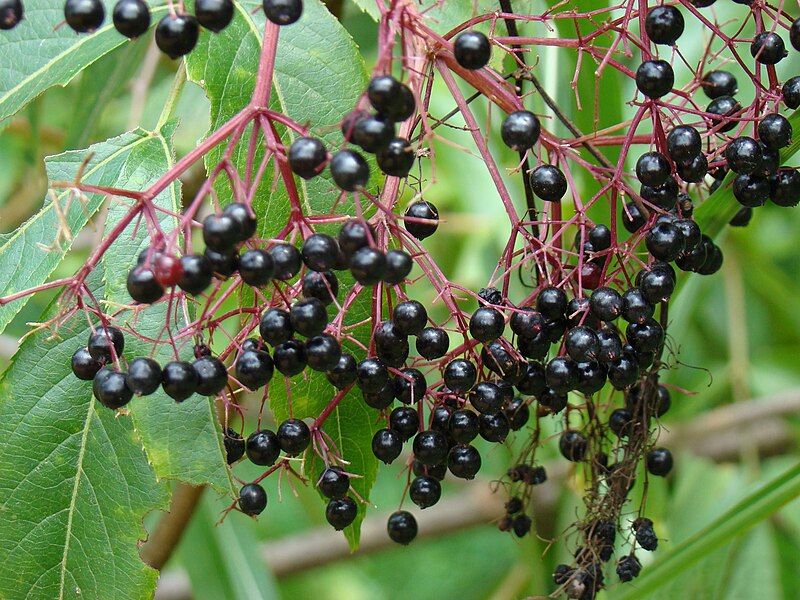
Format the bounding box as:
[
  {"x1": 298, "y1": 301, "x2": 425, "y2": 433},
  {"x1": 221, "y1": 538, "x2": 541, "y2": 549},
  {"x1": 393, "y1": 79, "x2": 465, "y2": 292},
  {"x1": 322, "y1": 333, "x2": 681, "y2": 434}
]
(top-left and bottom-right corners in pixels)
[
  {"x1": 0, "y1": 127, "x2": 173, "y2": 335},
  {"x1": 348, "y1": 0, "x2": 381, "y2": 20},
  {"x1": 185, "y1": 0, "x2": 378, "y2": 547},
  {"x1": 0, "y1": 0, "x2": 169, "y2": 125},
  {"x1": 0, "y1": 306, "x2": 169, "y2": 599},
  {"x1": 178, "y1": 494, "x2": 279, "y2": 600},
  {"x1": 64, "y1": 38, "x2": 152, "y2": 149},
  {"x1": 617, "y1": 461, "x2": 800, "y2": 600}
]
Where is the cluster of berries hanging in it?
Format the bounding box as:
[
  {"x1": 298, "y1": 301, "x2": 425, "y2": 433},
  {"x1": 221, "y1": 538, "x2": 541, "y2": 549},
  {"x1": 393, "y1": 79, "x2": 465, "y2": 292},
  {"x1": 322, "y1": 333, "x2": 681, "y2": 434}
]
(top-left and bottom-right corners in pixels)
[
  {"x1": 1, "y1": 0, "x2": 794, "y2": 596},
  {"x1": 0, "y1": 0, "x2": 303, "y2": 59}
]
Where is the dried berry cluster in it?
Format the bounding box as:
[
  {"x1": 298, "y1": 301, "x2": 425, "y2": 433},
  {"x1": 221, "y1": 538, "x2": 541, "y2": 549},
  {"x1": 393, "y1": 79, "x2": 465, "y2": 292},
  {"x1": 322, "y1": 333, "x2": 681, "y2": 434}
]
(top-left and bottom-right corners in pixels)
[{"x1": 5, "y1": 0, "x2": 800, "y2": 596}]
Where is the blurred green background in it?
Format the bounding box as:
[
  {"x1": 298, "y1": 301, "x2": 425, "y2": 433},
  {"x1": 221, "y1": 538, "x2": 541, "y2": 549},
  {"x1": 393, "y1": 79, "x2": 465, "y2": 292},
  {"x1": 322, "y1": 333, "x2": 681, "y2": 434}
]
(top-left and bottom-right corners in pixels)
[{"x1": 2, "y1": 1, "x2": 800, "y2": 599}]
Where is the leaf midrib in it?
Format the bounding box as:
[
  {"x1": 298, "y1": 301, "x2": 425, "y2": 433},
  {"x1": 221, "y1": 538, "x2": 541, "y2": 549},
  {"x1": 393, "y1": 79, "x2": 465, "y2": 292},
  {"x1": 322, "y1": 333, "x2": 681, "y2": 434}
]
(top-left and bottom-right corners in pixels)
[{"x1": 57, "y1": 397, "x2": 93, "y2": 600}]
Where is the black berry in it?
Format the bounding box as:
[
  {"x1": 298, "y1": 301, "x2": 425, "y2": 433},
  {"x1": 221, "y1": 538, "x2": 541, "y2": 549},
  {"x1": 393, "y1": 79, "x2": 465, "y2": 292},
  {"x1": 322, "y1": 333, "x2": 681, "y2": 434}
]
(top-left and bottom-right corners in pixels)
[
  {"x1": 155, "y1": 14, "x2": 199, "y2": 59},
  {"x1": 223, "y1": 428, "x2": 245, "y2": 464},
  {"x1": 635, "y1": 59, "x2": 674, "y2": 99},
  {"x1": 269, "y1": 243, "x2": 302, "y2": 281},
  {"x1": 288, "y1": 137, "x2": 327, "y2": 179},
  {"x1": 263, "y1": 0, "x2": 302, "y2": 25},
  {"x1": 329, "y1": 150, "x2": 369, "y2": 191},
  {"x1": 318, "y1": 467, "x2": 349, "y2": 499},
  {"x1": 272, "y1": 340, "x2": 307, "y2": 376},
  {"x1": 161, "y1": 361, "x2": 198, "y2": 401},
  {"x1": 64, "y1": 0, "x2": 104, "y2": 33},
  {"x1": 387, "y1": 510, "x2": 417, "y2": 545},
  {"x1": 404, "y1": 200, "x2": 439, "y2": 240},
  {"x1": 112, "y1": 0, "x2": 149, "y2": 38},
  {"x1": 234, "y1": 349, "x2": 274, "y2": 390},
  {"x1": 128, "y1": 357, "x2": 162, "y2": 395},
  {"x1": 372, "y1": 428, "x2": 402, "y2": 464},
  {"x1": 646, "y1": 447, "x2": 673, "y2": 476},
  {"x1": 501, "y1": 110, "x2": 541, "y2": 151},
  {"x1": 645, "y1": 5, "x2": 684, "y2": 45},
  {"x1": 277, "y1": 418, "x2": 310, "y2": 455},
  {"x1": 530, "y1": 164, "x2": 567, "y2": 202},
  {"x1": 326, "y1": 353, "x2": 357, "y2": 389},
  {"x1": 238, "y1": 483, "x2": 267, "y2": 516},
  {"x1": 701, "y1": 70, "x2": 737, "y2": 99},
  {"x1": 127, "y1": 266, "x2": 164, "y2": 304},
  {"x1": 92, "y1": 367, "x2": 133, "y2": 409},
  {"x1": 238, "y1": 249, "x2": 274, "y2": 286},
  {"x1": 325, "y1": 497, "x2": 357, "y2": 530},
  {"x1": 453, "y1": 30, "x2": 491, "y2": 70},
  {"x1": 195, "y1": 0, "x2": 232, "y2": 32},
  {"x1": 177, "y1": 254, "x2": 213, "y2": 295},
  {"x1": 246, "y1": 429, "x2": 280, "y2": 465},
  {"x1": 72, "y1": 347, "x2": 103, "y2": 381}
]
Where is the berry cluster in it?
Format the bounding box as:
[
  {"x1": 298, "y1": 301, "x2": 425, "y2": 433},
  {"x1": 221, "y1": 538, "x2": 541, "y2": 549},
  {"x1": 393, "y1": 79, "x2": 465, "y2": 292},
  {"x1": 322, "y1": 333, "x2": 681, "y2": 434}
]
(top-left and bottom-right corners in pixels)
[
  {"x1": 5, "y1": 0, "x2": 799, "y2": 595},
  {"x1": 1, "y1": 0, "x2": 304, "y2": 60}
]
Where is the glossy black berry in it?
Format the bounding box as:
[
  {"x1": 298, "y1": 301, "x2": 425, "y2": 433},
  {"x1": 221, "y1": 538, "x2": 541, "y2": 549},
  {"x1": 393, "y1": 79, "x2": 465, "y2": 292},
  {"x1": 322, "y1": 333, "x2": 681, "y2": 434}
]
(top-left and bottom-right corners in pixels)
[
  {"x1": 758, "y1": 114, "x2": 793, "y2": 149},
  {"x1": 646, "y1": 222, "x2": 684, "y2": 262},
  {"x1": 325, "y1": 496, "x2": 357, "y2": 530},
  {"x1": 622, "y1": 201, "x2": 646, "y2": 233},
  {"x1": 466, "y1": 381, "x2": 500, "y2": 415},
  {"x1": 205, "y1": 248, "x2": 239, "y2": 278},
  {"x1": 305, "y1": 334, "x2": 341, "y2": 372},
  {"x1": 384, "y1": 249, "x2": 413, "y2": 284},
  {"x1": 65, "y1": 0, "x2": 104, "y2": 32},
  {"x1": 479, "y1": 412, "x2": 510, "y2": 443},
  {"x1": 259, "y1": 308, "x2": 293, "y2": 346},
  {"x1": 404, "y1": 200, "x2": 439, "y2": 240},
  {"x1": 72, "y1": 347, "x2": 103, "y2": 381},
  {"x1": 565, "y1": 326, "x2": 600, "y2": 363},
  {"x1": 161, "y1": 361, "x2": 198, "y2": 401},
  {"x1": 177, "y1": 254, "x2": 213, "y2": 295},
  {"x1": 127, "y1": 266, "x2": 164, "y2": 304},
  {"x1": 377, "y1": 137, "x2": 415, "y2": 177},
  {"x1": 387, "y1": 510, "x2": 417, "y2": 545},
  {"x1": 667, "y1": 125, "x2": 701, "y2": 162},
  {"x1": 646, "y1": 447, "x2": 673, "y2": 476},
  {"x1": 537, "y1": 286, "x2": 567, "y2": 320},
  {"x1": 545, "y1": 356, "x2": 578, "y2": 393},
  {"x1": 337, "y1": 219, "x2": 374, "y2": 259},
  {"x1": 0, "y1": 0, "x2": 23, "y2": 29},
  {"x1": 792, "y1": 18, "x2": 800, "y2": 51},
  {"x1": 234, "y1": 349, "x2": 273, "y2": 390},
  {"x1": 220, "y1": 202, "x2": 255, "y2": 242},
  {"x1": 272, "y1": 340, "x2": 307, "y2": 377},
  {"x1": 349, "y1": 247, "x2": 386, "y2": 285},
  {"x1": 93, "y1": 368, "x2": 133, "y2": 409},
  {"x1": 453, "y1": 30, "x2": 491, "y2": 69},
  {"x1": 325, "y1": 353, "x2": 357, "y2": 389},
  {"x1": 635, "y1": 152, "x2": 670, "y2": 187},
  {"x1": 329, "y1": 149, "x2": 369, "y2": 191},
  {"x1": 705, "y1": 95, "x2": 741, "y2": 134},
  {"x1": 576, "y1": 361, "x2": 608, "y2": 395},
  {"x1": 626, "y1": 318, "x2": 665, "y2": 354},
  {"x1": 277, "y1": 418, "x2": 310, "y2": 455},
  {"x1": 504, "y1": 397, "x2": 530, "y2": 430},
  {"x1": 501, "y1": 110, "x2": 540, "y2": 151},
  {"x1": 195, "y1": 0, "x2": 232, "y2": 32},
  {"x1": 469, "y1": 306, "x2": 504, "y2": 342},
  {"x1": 246, "y1": 429, "x2": 280, "y2": 465},
  {"x1": 676, "y1": 153, "x2": 708, "y2": 183},
  {"x1": 238, "y1": 483, "x2": 267, "y2": 516},
  {"x1": 268, "y1": 244, "x2": 301, "y2": 281},
  {"x1": 413, "y1": 429, "x2": 447, "y2": 465},
  {"x1": 385, "y1": 406, "x2": 416, "y2": 442},
  {"x1": 415, "y1": 327, "x2": 448, "y2": 359},
  {"x1": 645, "y1": 5, "x2": 684, "y2": 45},
  {"x1": 87, "y1": 326, "x2": 125, "y2": 363},
  {"x1": 701, "y1": 70, "x2": 737, "y2": 99},
  {"x1": 392, "y1": 368, "x2": 426, "y2": 404},
  {"x1": 155, "y1": 14, "x2": 199, "y2": 59},
  {"x1": 263, "y1": 0, "x2": 302, "y2": 25},
  {"x1": 638, "y1": 268, "x2": 675, "y2": 304},
  {"x1": 366, "y1": 75, "x2": 415, "y2": 121},
  {"x1": 112, "y1": 0, "x2": 150, "y2": 38},
  {"x1": 223, "y1": 428, "x2": 245, "y2": 464},
  {"x1": 559, "y1": 430, "x2": 587, "y2": 462},
  {"x1": 590, "y1": 287, "x2": 623, "y2": 321},
  {"x1": 530, "y1": 165, "x2": 567, "y2": 202},
  {"x1": 622, "y1": 288, "x2": 655, "y2": 323},
  {"x1": 635, "y1": 59, "x2": 674, "y2": 99},
  {"x1": 510, "y1": 308, "x2": 544, "y2": 339},
  {"x1": 290, "y1": 298, "x2": 328, "y2": 338},
  {"x1": 318, "y1": 466, "x2": 349, "y2": 499},
  {"x1": 751, "y1": 31, "x2": 787, "y2": 65},
  {"x1": 237, "y1": 249, "x2": 273, "y2": 287},
  {"x1": 726, "y1": 136, "x2": 762, "y2": 174},
  {"x1": 640, "y1": 178, "x2": 679, "y2": 211},
  {"x1": 302, "y1": 233, "x2": 339, "y2": 272},
  {"x1": 127, "y1": 357, "x2": 162, "y2": 396},
  {"x1": 733, "y1": 173, "x2": 770, "y2": 207},
  {"x1": 288, "y1": 137, "x2": 327, "y2": 179},
  {"x1": 783, "y1": 76, "x2": 800, "y2": 109},
  {"x1": 448, "y1": 444, "x2": 481, "y2": 479},
  {"x1": 352, "y1": 114, "x2": 394, "y2": 154},
  {"x1": 356, "y1": 357, "x2": 389, "y2": 393},
  {"x1": 372, "y1": 428, "x2": 402, "y2": 464},
  {"x1": 443, "y1": 359, "x2": 477, "y2": 394},
  {"x1": 448, "y1": 409, "x2": 479, "y2": 443},
  {"x1": 770, "y1": 168, "x2": 800, "y2": 207},
  {"x1": 515, "y1": 360, "x2": 546, "y2": 396}
]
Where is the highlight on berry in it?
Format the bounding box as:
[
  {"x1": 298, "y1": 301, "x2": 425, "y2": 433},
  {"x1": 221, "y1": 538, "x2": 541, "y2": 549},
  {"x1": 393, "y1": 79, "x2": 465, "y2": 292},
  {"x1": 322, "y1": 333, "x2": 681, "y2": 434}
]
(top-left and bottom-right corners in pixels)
[{"x1": 2, "y1": 0, "x2": 800, "y2": 599}]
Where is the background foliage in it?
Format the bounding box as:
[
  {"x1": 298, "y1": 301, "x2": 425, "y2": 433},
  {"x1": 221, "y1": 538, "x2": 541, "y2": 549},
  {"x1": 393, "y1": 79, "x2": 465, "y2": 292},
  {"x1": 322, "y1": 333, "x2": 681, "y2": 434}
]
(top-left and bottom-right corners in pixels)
[{"x1": 1, "y1": 0, "x2": 800, "y2": 599}]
